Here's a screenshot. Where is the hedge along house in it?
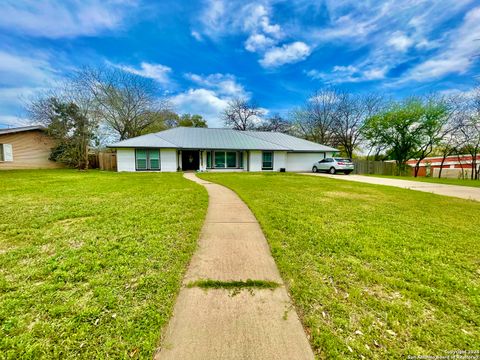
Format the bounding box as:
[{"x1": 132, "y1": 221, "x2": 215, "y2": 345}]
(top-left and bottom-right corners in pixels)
[{"x1": 108, "y1": 127, "x2": 338, "y2": 172}]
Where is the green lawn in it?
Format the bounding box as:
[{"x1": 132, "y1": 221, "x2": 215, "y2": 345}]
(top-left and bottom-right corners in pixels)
[
  {"x1": 198, "y1": 172, "x2": 480, "y2": 359},
  {"x1": 365, "y1": 174, "x2": 480, "y2": 188},
  {"x1": 0, "y1": 170, "x2": 208, "y2": 359}
]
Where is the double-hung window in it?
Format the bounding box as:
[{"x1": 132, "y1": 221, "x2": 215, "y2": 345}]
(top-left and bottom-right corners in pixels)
[
  {"x1": 262, "y1": 151, "x2": 273, "y2": 170},
  {"x1": 136, "y1": 149, "x2": 160, "y2": 171}
]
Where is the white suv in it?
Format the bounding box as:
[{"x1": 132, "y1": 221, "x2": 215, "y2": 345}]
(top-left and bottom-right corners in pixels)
[{"x1": 312, "y1": 158, "x2": 354, "y2": 175}]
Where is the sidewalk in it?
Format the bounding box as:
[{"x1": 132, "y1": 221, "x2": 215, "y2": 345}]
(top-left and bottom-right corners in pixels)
[{"x1": 154, "y1": 173, "x2": 314, "y2": 360}]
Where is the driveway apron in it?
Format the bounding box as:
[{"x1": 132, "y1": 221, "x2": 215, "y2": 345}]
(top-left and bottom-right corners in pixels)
[{"x1": 155, "y1": 173, "x2": 314, "y2": 360}]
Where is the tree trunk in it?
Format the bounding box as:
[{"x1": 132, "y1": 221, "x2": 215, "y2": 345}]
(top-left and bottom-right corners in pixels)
[{"x1": 438, "y1": 155, "x2": 447, "y2": 178}]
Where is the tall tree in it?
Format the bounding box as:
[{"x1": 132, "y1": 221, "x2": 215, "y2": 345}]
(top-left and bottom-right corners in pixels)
[
  {"x1": 461, "y1": 87, "x2": 480, "y2": 179},
  {"x1": 75, "y1": 67, "x2": 171, "y2": 140},
  {"x1": 362, "y1": 98, "x2": 431, "y2": 174},
  {"x1": 222, "y1": 98, "x2": 264, "y2": 130},
  {"x1": 411, "y1": 97, "x2": 449, "y2": 177},
  {"x1": 332, "y1": 92, "x2": 384, "y2": 158},
  {"x1": 28, "y1": 97, "x2": 96, "y2": 169},
  {"x1": 292, "y1": 89, "x2": 339, "y2": 145}
]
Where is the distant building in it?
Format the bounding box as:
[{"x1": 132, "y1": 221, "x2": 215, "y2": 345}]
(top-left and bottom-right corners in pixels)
[
  {"x1": 406, "y1": 154, "x2": 480, "y2": 178},
  {"x1": 0, "y1": 126, "x2": 62, "y2": 170}
]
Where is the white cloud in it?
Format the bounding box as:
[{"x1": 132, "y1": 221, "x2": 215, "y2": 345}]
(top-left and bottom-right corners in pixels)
[
  {"x1": 170, "y1": 89, "x2": 229, "y2": 127},
  {"x1": 171, "y1": 72, "x2": 250, "y2": 127},
  {"x1": 191, "y1": 30, "x2": 203, "y2": 41},
  {"x1": 0, "y1": 51, "x2": 56, "y2": 86},
  {"x1": 0, "y1": 0, "x2": 138, "y2": 38},
  {"x1": 401, "y1": 6, "x2": 480, "y2": 82},
  {"x1": 387, "y1": 31, "x2": 413, "y2": 52},
  {"x1": 115, "y1": 62, "x2": 172, "y2": 85},
  {"x1": 245, "y1": 34, "x2": 276, "y2": 52},
  {"x1": 260, "y1": 42, "x2": 311, "y2": 68},
  {"x1": 306, "y1": 64, "x2": 387, "y2": 83},
  {"x1": 184, "y1": 73, "x2": 248, "y2": 97}
]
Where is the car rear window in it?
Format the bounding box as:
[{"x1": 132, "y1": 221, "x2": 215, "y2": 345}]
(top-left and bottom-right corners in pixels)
[{"x1": 336, "y1": 158, "x2": 352, "y2": 162}]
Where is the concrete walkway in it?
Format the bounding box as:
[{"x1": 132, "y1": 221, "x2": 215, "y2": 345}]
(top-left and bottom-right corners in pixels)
[
  {"x1": 155, "y1": 173, "x2": 314, "y2": 360},
  {"x1": 303, "y1": 173, "x2": 480, "y2": 201}
]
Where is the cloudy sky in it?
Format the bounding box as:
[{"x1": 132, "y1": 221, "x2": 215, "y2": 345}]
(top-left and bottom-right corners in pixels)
[{"x1": 0, "y1": 0, "x2": 479, "y2": 128}]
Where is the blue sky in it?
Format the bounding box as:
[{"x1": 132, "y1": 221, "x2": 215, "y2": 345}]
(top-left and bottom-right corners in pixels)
[{"x1": 0, "y1": 0, "x2": 479, "y2": 128}]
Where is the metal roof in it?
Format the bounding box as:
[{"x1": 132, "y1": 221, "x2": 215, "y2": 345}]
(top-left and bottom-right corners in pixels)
[
  {"x1": 109, "y1": 127, "x2": 338, "y2": 152},
  {"x1": 0, "y1": 125, "x2": 45, "y2": 135}
]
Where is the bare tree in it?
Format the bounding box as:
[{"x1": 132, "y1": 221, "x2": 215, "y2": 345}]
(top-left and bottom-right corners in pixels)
[
  {"x1": 256, "y1": 114, "x2": 291, "y2": 132},
  {"x1": 436, "y1": 95, "x2": 468, "y2": 178},
  {"x1": 461, "y1": 86, "x2": 480, "y2": 179},
  {"x1": 332, "y1": 92, "x2": 384, "y2": 159},
  {"x1": 74, "y1": 67, "x2": 171, "y2": 140},
  {"x1": 292, "y1": 89, "x2": 339, "y2": 145},
  {"x1": 222, "y1": 98, "x2": 264, "y2": 130}
]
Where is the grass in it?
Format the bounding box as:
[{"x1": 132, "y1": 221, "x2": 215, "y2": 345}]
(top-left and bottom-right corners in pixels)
[
  {"x1": 0, "y1": 170, "x2": 208, "y2": 359},
  {"x1": 186, "y1": 279, "x2": 280, "y2": 290},
  {"x1": 198, "y1": 172, "x2": 480, "y2": 359},
  {"x1": 364, "y1": 174, "x2": 480, "y2": 188}
]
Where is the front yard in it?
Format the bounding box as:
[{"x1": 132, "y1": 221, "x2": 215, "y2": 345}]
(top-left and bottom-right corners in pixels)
[
  {"x1": 198, "y1": 172, "x2": 480, "y2": 359},
  {"x1": 0, "y1": 170, "x2": 207, "y2": 359}
]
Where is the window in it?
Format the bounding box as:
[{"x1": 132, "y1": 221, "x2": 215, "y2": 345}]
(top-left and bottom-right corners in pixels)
[
  {"x1": 262, "y1": 151, "x2": 273, "y2": 170},
  {"x1": 239, "y1": 152, "x2": 244, "y2": 168},
  {"x1": 0, "y1": 144, "x2": 13, "y2": 162},
  {"x1": 136, "y1": 149, "x2": 160, "y2": 171},
  {"x1": 214, "y1": 151, "x2": 225, "y2": 168},
  {"x1": 226, "y1": 152, "x2": 237, "y2": 168},
  {"x1": 149, "y1": 149, "x2": 160, "y2": 170},
  {"x1": 206, "y1": 151, "x2": 212, "y2": 168}
]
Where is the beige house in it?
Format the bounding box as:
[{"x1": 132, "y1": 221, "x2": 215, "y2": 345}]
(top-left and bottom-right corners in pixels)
[{"x1": 0, "y1": 125, "x2": 62, "y2": 170}]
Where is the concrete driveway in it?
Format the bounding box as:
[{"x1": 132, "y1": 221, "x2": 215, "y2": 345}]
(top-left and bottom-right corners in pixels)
[{"x1": 302, "y1": 173, "x2": 480, "y2": 202}]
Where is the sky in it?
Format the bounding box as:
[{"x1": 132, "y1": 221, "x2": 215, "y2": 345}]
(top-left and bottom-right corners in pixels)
[{"x1": 0, "y1": 0, "x2": 479, "y2": 128}]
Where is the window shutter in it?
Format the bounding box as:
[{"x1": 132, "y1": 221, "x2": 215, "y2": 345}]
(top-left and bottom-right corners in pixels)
[{"x1": 3, "y1": 144, "x2": 13, "y2": 161}]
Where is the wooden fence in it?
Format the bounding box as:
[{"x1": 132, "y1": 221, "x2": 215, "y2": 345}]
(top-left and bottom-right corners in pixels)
[
  {"x1": 352, "y1": 160, "x2": 408, "y2": 176},
  {"x1": 98, "y1": 152, "x2": 117, "y2": 171}
]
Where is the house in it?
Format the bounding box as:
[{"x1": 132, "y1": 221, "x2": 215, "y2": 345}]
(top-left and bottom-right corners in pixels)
[
  {"x1": 0, "y1": 125, "x2": 62, "y2": 170},
  {"x1": 406, "y1": 154, "x2": 480, "y2": 178},
  {"x1": 108, "y1": 127, "x2": 338, "y2": 172}
]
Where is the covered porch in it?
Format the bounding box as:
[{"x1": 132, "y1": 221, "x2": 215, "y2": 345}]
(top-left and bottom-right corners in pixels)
[{"x1": 178, "y1": 150, "x2": 248, "y2": 171}]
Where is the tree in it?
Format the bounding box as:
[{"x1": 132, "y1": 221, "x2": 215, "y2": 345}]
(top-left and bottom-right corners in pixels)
[
  {"x1": 178, "y1": 114, "x2": 207, "y2": 128},
  {"x1": 292, "y1": 89, "x2": 339, "y2": 145},
  {"x1": 140, "y1": 110, "x2": 180, "y2": 134},
  {"x1": 256, "y1": 114, "x2": 291, "y2": 132},
  {"x1": 461, "y1": 87, "x2": 480, "y2": 179},
  {"x1": 411, "y1": 97, "x2": 449, "y2": 177},
  {"x1": 222, "y1": 98, "x2": 264, "y2": 130},
  {"x1": 331, "y1": 92, "x2": 384, "y2": 159},
  {"x1": 362, "y1": 98, "x2": 433, "y2": 174},
  {"x1": 75, "y1": 67, "x2": 171, "y2": 140},
  {"x1": 28, "y1": 97, "x2": 96, "y2": 169}
]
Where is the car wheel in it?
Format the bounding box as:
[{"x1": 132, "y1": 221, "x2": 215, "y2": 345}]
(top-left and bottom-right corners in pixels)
[
  {"x1": 312, "y1": 166, "x2": 318, "y2": 173},
  {"x1": 329, "y1": 167, "x2": 336, "y2": 174},
  {"x1": 344, "y1": 171, "x2": 352, "y2": 175}
]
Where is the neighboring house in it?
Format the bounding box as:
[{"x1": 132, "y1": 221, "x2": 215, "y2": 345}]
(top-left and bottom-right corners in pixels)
[
  {"x1": 0, "y1": 125, "x2": 62, "y2": 170},
  {"x1": 406, "y1": 154, "x2": 480, "y2": 178},
  {"x1": 108, "y1": 127, "x2": 338, "y2": 172}
]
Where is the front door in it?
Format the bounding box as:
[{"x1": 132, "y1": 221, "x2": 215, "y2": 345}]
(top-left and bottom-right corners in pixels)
[{"x1": 182, "y1": 150, "x2": 200, "y2": 171}]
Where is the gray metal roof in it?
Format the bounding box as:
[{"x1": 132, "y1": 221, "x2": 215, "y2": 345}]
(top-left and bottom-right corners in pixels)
[
  {"x1": 0, "y1": 125, "x2": 45, "y2": 135},
  {"x1": 109, "y1": 127, "x2": 338, "y2": 152}
]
